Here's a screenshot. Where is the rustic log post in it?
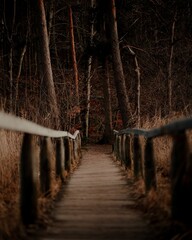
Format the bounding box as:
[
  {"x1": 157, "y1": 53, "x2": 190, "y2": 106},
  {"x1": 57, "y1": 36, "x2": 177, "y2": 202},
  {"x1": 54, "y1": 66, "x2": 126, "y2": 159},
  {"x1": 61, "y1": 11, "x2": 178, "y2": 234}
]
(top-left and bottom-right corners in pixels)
[
  {"x1": 144, "y1": 137, "x2": 156, "y2": 192},
  {"x1": 121, "y1": 134, "x2": 126, "y2": 166},
  {"x1": 78, "y1": 133, "x2": 82, "y2": 158},
  {"x1": 171, "y1": 130, "x2": 192, "y2": 225},
  {"x1": 73, "y1": 139, "x2": 78, "y2": 162},
  {"x1": 133, "y1": 134, "x2": 142, "y2": 179},
  {"x1": 113, "y1": 134, "x2": 118, "y2": 159},
  {"x1": 40, "y1": 137, "x2": 52, "y2": 195},
  {"x1": 64, "y1": 137, "x2": 72, "y2": 172},
  {"x1": 70, "y1": 139, "x2": 74, "y2": 165},
  {"x1": 116, "y1": 135, "x2": 120, "y2": 160},
  {"x1": 118, "y1": 135, "x2": 122, "y2": 161},
  {"x1": 20, "y1": 134, "x2": 38, "y2": 225},
  {"x1": 124, "y1": 134, "x2": 131, "y2": 169},
  {"x1": 56, "y1": 138, "x2": 65, "y2": 182}
]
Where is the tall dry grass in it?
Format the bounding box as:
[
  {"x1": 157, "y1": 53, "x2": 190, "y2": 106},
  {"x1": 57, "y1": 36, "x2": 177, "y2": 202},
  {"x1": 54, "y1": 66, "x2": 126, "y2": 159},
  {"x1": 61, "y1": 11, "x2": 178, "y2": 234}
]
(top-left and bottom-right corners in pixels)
[
  {"x1": 134, "y1": 112, "x2": 190, "y2": 223},
  {"x1": 0, "y1": 130, "x2": 23, "y2": 239},
  {"x1": 0, "y1": 130, "x2": 63, "y2": 239}
]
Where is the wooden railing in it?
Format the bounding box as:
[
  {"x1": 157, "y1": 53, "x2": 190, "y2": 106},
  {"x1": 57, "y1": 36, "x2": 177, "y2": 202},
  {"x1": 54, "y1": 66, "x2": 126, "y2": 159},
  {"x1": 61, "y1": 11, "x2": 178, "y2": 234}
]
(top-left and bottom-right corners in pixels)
[
  {"x1": 113, "y1": 117, "x2": 192, "y2": 225},
  {"x1": 0, "y1": 111, "x2": 81, "y2": 225}
]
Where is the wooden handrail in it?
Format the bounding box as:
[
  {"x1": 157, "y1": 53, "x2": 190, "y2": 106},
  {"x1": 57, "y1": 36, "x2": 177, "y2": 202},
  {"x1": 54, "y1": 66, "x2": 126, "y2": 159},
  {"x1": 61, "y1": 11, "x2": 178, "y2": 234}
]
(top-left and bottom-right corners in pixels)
[
  {"x1": 0, "y1": 111, "x2": 81, "y2": 225},
  {"x1": 115, "y1": 116, "x2": 192, "y2": 138},
  {"x1": 0, "y1": 111, "x2": 79, "y2": 139},
  {"x1": 113, "y1": 116, "x2": 192, "y2": 226}
]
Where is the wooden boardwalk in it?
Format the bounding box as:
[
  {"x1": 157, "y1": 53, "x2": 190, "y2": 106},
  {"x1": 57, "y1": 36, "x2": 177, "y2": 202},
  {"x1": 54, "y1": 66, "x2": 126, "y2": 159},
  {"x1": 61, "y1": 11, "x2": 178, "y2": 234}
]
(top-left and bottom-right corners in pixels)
[{"x1": 28, "y1": 145, "x2": 156, "y2": 240}]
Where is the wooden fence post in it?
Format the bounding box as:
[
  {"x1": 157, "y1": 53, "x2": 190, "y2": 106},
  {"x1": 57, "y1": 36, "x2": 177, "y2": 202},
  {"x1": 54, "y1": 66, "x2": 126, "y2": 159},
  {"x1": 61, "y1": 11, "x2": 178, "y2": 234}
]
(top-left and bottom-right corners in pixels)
[
  {"x1": 70, "y1": 139, "x2": 74, "y2": 165},
  {"x1": 121, "y1": 134, "x2": 126, "y2": 166},
  {"x1": 73, "y1": 139, "x2": 78, "y2": 162},
  {"x1": 20, "y1": 134, "x2": 38, "y2": 225},
  {"x1": 64, "y1": 137, "x2": 71, "y2": 172},
  {"x1": 113, "y1": 134, "x2": 118, "y2": 160},
  {"x1": 118, "y1": 135, "x2": 122, "y2": 161},
  {"x1": 144, "y1": 137, "x2": 156, "y2": 192},
  {"x1": 171, "y1": 130, "x2": 192, "y2": 225},
  {"x1": 56, "y1": 138, "x2": 65, "y2": 182},
  {"x1": 40, "y1": 137, "x2": 52, "y2": 195},
  {"x1": 78, "y1": 133, "x2": 82, "y2": 158},
  {"x1": 133, "y1": 134, "x2": 142, "y2": 179},
  {"x1": 124, "y1": 134, "x2": 131, "y2": 170}
]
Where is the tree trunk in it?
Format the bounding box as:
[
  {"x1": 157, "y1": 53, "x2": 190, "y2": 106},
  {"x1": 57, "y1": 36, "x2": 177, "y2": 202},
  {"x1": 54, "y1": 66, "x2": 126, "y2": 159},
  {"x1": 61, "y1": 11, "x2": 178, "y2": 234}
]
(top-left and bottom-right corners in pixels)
[
  {"x1": 107, "y1": 0, "x2": 131, "y2": 128},
  {"x1": 47, "y1": 0, "x2": 54, "y2": 41},
  {"x1": 127, "y1": 46, "x2": 141, "y2": 127},
  {"x1": 85, "y1": 0, "x2": 95, "y2": 139},
  {"x1": 168, "y1": 12, "x2": 177, "y2": 114},
  {"x1": 101, "y1": 58, "x2": 113, "y2": 143},
  {"x1": 35, "y1": 0, "x2": 60, "y2": 128},
  {"x1": 69, "y1": 6, "x2": 79, "y2": 106}
]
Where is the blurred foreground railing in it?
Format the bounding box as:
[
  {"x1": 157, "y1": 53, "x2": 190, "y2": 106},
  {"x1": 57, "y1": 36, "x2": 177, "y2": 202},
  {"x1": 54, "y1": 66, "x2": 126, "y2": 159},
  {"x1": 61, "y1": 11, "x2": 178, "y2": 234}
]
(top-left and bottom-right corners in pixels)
[
  {"x1": 113, "y1": 117, "x2": 192, "y2": 225},
  {"x1": 0, "y1": 111, "x2": 81, "y2": 225}
]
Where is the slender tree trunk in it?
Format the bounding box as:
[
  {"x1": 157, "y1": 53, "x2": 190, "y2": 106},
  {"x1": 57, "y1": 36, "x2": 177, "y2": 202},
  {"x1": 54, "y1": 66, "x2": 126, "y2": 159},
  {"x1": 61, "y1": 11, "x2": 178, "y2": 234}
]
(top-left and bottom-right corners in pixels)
[
  {"x1": 6, "y1": 0, "x2": 16, "y2": 112},
  {"x1": 15, "y1": 44, "x2": 27, "y2": 113},
  {"x1": 168, "y1": 12, "x2": 177, "y2": 114},
  {"x1": 107, "y1": 0, "x2": 131, "y2": 128},
  {"x1": 85, "y1": 0, "x2": 95, "y2": 138},
  {"x1": 127, "y1": 46, "x2": 141, "y2": 127},
  {"x1": 101, "y1": 58, "x2": 113, "y2": 143},
  {"x1": 47, "y1": 0, "x2": 54, "y2": 41},
  {"x1": 85, "y1": 55, "x2": 92, "y2": 138},
  {"x1": 69, "y1": 6, "x2": 79, "y2": 106},
  {"x1": 35, "y1": 0, "x2": 60, "y2": 128}
]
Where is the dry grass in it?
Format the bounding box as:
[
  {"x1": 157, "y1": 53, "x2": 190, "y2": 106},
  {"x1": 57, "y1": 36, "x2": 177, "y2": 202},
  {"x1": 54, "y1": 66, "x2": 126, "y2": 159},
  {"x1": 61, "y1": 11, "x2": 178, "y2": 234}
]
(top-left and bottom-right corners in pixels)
[
  {"x1": 0, "y1": 131, "x2": 64, "y2": 240},
  {"x1": 0, "y1": 130, "x2": 23, "y2": 239},
  {"x1": 128, "y1": 112, "x2": 192, "y2": 238}
]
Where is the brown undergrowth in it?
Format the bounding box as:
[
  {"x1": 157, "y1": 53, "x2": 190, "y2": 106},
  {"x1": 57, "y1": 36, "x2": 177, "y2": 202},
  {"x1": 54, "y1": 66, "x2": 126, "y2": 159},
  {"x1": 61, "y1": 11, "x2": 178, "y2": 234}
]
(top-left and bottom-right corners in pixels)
[
  {"x1": 125, "y1": 113, "x2": 192, "y2": 239},
  {"x1": 0, "y1": 130, "x2": 66, "y2": 240}
]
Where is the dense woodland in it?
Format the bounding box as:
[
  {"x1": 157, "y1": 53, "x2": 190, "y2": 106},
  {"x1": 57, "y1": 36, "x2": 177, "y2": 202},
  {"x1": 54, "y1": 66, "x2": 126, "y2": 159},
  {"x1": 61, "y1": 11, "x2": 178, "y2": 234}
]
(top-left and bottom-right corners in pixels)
[
  {"x1": 0, "y1": 0, "x2": 192, "y2": 141},
  {"x1": 1, "y1": 1, "x2": 192, "y2": 239}
]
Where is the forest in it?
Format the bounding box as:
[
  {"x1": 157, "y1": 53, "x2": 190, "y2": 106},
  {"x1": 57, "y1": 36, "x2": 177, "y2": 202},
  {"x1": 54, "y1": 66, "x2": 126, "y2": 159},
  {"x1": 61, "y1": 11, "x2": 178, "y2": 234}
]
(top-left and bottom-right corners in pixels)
[
  {"x1": 0, "y1": 0, "x2": 192, "y2": 238},
  {"x1": 1, "y1": 0, "x2": 192, "y2": 140}
]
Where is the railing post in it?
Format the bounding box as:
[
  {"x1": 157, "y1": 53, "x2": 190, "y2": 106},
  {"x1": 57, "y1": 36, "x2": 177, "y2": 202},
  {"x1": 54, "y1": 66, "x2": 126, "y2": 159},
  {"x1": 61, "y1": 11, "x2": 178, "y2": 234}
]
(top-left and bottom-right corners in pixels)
[
  {"x1": 64, "y1": 137, "x2": 71, "y2": 173},
  {"x1": 116, "y1": 135, "x2": 120, "y2": 160},
  {"x1": 118, "y1": 135, "x2": 122, "y2": 161},
  {"x1": 144, "y1": 137, "x2": 156, "y2": 192},
  {"x1": 133, "y1": 134, "x2": 142, "y2": 179},
  {"x1": 78, "y1": 133, "x2": 82, "y2": 159},
  {"x1": 121, "y1": 134, "x2": 126, "y2": 166},
  {"x1": 70, "y1": 139, "x2": 74, "y2": 165},
  {"x1": 124, "y1": 134, "x2": 131, "y2": 170},
  {"x1": 56, "y1": 138, "x2": 65, "y2": 182},
  {"x1": 20, "y1": 133, "x2": 39, "y2": 225},
  {"x1": 73, "y1": 139, "x2": 78, "y2": 162},
  {"x1": 113, "y1": 134, "x2": 118, "y2": 160},
  {"x1": 171, "y1": 130, "x2": 192, "y2": 225},
  {"x1": 40, "y1": 137, "x2": 52, "y2": 195}
]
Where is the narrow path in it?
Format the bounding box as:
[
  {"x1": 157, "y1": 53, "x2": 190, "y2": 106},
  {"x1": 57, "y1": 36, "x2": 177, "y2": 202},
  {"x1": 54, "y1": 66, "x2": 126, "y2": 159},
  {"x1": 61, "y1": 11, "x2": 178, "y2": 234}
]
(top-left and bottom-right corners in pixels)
[{"x1": 29, "y1": 145, "x2": 156, "y2": 240}]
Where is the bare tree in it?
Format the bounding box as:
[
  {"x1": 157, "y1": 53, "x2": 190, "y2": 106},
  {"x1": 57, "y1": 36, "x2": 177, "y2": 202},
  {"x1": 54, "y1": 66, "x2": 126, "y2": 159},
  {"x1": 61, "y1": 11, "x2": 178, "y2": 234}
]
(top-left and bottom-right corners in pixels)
[
  {"x1": 168, "y1": 11, "x2": 177, "y2": 113},
  {"x1": 69, "y1": 5, "x2": 79, "y2": 106},
  {"x1": 34, "y1": 0, "x2": 60, "y2": 128},
  {"x1": 107, "y1": 0, "x2": 131, "y2": 128},
  {"x1": 85, "y1": 0, "x2": 95, "y2": 138}
]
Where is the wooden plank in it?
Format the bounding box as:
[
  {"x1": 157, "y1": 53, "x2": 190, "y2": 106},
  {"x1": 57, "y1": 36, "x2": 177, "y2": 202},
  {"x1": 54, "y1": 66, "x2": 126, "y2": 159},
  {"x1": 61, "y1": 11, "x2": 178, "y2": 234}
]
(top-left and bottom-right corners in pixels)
[{"x1": 28, "y1": 145, "x2": 156, "y2": 240}]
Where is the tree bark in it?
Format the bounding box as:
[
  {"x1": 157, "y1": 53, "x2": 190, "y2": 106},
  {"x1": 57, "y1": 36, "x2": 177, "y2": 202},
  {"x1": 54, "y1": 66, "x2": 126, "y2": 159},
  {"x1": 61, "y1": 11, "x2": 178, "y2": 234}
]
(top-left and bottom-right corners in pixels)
[
  {"x1": 35, "y1": 0, "x2": 60, "y2": 128},
  {"x1": 101, "y1": 58, "x2": 113, "y2": 143},
  {"x1": 85, "y1": 0, "x2": 95, "y2": 139},
  {"x1": 107, "y1": 0, "x2": 131, "y2": 128},
  {"x1": 168, "y1": 12, "x2": 177, "y2": 114},
  {"x1": 69, "y1": 6, "x2": 79, "y2": 106}
]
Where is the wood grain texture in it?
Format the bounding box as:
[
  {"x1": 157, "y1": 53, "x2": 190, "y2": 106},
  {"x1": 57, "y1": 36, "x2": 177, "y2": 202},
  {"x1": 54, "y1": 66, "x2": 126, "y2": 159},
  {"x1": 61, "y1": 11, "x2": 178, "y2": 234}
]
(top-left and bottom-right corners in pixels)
[{"x1": 28, "y1": 145, "x2": 156, "y2": 240}]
